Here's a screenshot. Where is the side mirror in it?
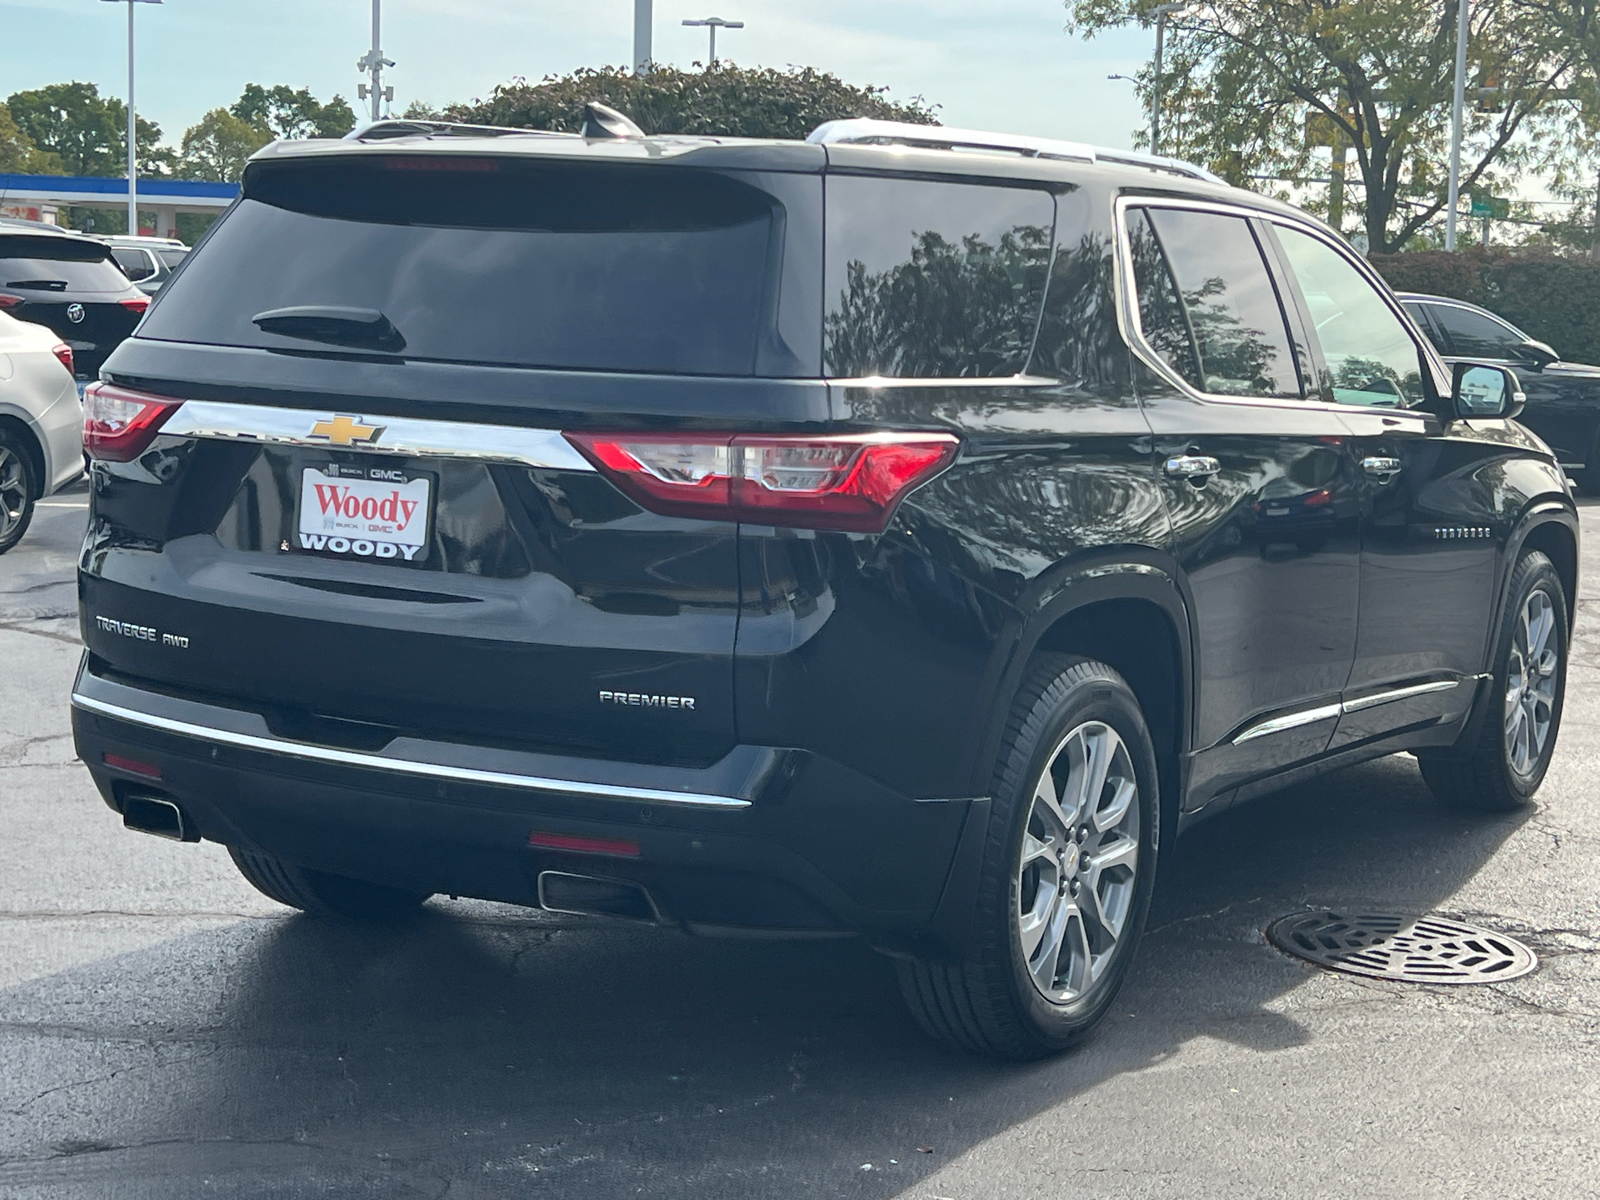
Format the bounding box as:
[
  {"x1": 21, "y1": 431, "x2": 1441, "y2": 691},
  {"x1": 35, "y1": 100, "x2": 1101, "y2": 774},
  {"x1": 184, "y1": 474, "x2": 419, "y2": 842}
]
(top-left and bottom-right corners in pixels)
[
  {"x1": 1452, "y1": 362, "x2": 1525, "y2": 420},
  {"x1": 1515, "y1": 339, "x2": 1559, "y2": 369}
]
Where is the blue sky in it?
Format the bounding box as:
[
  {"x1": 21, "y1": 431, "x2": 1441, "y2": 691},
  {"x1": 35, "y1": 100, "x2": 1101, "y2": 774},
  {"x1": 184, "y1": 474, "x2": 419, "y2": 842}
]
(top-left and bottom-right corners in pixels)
[{"x1": 0, "y1": 0, "x2": 1156, "y2": 152}]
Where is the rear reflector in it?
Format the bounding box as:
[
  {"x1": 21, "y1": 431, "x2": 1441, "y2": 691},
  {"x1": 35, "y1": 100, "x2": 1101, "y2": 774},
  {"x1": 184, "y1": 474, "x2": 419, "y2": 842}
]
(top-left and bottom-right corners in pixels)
[
  {"x1": 565, "y1": 432, "x2": 960, "y2": 533},
  {"x1": 103, "y1": 752, "x2": 161, "y2": 780},
  {"x1": 51, "y1": 343, "x2": 73, "y2": 376},
  {"x1": 82, "y1": 381, "x2": 183, "y2": 462},
  {"x1": 529, "y1": 830, "x2": 642, "y2": 858}
]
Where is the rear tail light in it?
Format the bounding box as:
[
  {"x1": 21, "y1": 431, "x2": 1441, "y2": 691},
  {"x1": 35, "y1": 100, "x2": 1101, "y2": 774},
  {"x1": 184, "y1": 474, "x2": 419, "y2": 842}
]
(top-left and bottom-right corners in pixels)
[
  {"x1": 120, "y1": 296, "x2": 150, "y2": 314},
  {"x1": 82, "y1": 381, "x2": 183, "y2": 462},
  {"x1": 0, "y1": 294, "x2": 22, "y2": 309},
  {"x1": 565, "y1": 432, "x2": 960, "y2": 532},
  {"x1": 51, "y1": 343, "x2": 74, "y2": 376}
]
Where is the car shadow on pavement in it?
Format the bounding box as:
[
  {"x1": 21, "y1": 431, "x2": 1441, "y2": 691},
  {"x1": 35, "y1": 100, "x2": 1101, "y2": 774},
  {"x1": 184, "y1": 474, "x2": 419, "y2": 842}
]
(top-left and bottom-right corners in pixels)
[{"x1": 0, "y1": 752, "x2": 1528, "y2": 1199}]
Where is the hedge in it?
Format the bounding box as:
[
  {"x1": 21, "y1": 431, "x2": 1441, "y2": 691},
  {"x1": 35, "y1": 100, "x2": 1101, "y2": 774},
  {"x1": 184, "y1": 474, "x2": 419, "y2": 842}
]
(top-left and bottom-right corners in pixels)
[{"x1": 1369, "y1": 249, "x2": 1600, "y2": 366}]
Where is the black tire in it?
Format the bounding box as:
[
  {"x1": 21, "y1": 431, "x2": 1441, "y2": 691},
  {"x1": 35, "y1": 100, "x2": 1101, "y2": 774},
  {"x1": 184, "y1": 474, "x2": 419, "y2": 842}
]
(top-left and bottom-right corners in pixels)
[
  {"x1": 229, "y1": 847, "x2": 431, "y2": 919},
  {"x1": 897, "y1": 655, "x2": 1160, "y2": 1059},
  {"x1": 1418, "y1": 550, "x2": 1568, "y2": 812},
  {"x1": 0, "y1": 426, "x2": 40, "y2": 556}
]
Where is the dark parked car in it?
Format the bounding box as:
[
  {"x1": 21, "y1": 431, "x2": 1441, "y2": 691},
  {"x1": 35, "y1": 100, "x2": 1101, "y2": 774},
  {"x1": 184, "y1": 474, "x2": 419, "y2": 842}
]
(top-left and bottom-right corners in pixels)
[
  {"x1": 1398, "y1": 292, "x2": 1600, "y2": 493},
  {"x1": 0, "y1": 225, "x2": 149, "y2": 385},
  {"x1": 71, "y1": 113, "x2": 1576, "y2": 1059}
]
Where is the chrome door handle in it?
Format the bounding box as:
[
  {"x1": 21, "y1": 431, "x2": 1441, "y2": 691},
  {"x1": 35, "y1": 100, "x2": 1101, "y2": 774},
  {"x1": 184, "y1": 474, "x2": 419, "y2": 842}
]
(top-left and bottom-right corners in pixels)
[
  {"x1": 1362, "y1": 456, "x2": 1402, "y2": 480},
  {"x1": 1164, "y1": 455, "x2": 1222, "y2": 482}
]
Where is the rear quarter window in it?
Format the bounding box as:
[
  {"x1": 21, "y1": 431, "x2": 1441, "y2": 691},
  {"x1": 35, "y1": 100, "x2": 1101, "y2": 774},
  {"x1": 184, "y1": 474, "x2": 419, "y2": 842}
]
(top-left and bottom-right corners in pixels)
[
  {"x1": 823, "y1": 176, "x2": 1056, "y2": 379},
  {"x1": 139, "y1": 156, "x2": 792, "y2": 377}
]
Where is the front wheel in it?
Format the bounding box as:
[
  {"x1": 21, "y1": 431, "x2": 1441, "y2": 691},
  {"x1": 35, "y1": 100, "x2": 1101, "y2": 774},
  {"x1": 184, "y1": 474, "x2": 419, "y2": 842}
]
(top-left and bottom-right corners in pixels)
[
  {"x1": 1419, "y1": 550, "x2": 1568, "y2": 812},
  {"x1": 897, "y1": 655, "x2": 1160, "y2": 1059}
]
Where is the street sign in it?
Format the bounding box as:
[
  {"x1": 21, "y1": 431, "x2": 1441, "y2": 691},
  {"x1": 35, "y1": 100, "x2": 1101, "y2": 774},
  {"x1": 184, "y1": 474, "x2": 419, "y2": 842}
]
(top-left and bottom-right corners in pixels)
[{"x1": 1469, "y1": 193, "x2": 1511, "y2": 219}]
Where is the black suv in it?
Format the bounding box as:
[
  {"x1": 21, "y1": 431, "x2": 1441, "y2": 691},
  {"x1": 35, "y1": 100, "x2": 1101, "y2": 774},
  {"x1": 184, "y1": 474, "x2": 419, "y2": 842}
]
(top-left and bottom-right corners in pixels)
[
  {"x1": 0, "y1": 223, "x2": 150, "y2": 384},
  {"x1": 71, "y1": 115, "x2": 1577, "y2": 1059}
]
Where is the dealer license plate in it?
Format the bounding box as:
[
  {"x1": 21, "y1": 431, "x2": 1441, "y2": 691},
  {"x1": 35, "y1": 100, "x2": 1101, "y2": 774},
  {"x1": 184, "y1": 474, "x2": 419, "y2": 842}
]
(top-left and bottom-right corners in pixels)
[{"x1": 295, "y1": 464, "x2": 433, "y2": 564}]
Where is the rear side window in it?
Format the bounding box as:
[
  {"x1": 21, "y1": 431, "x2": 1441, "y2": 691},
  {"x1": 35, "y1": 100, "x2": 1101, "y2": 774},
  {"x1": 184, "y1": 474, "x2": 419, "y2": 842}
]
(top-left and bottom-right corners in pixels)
[
  {"x1": 1128, "y1": 207, "x2": 1301, "y2": 399},
  {"x1": 157, "y1": 249, "x2": 188, "y2": 269},
  {"x1": 111, "y1": 247, "x2": 155, "y2": 281},
  {"x1": 824, "y1": 177, "x2": 1055, "y2": 378},
  {"x1": 139, "y1": 157, "x2": 786, "y2": 376},
  {"x1": 0, "y1": 236, "x2": 132, "y2": 293}
]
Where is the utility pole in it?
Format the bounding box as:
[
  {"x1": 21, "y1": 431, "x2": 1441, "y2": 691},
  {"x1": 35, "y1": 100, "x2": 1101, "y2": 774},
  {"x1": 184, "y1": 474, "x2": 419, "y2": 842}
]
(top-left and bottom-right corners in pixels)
[
  {"x1": 682, "y1": 17, "x2": 744, "y2": 65},
  {"x1": 1446, "y1": 0, "x2": 1469, "y2": 250},
  {"x1": 101, "y1": 0, "x2": 160, "y2": 236},
  {"x1": 1149, "y1": 2, "x2": 1182, "y2": 156},
  {"x1": 634, "y1": 0, "x2": 653, "y2": 73},
  {"x1": 356, "y1": 0, "x2": 394, "y2": 122}
]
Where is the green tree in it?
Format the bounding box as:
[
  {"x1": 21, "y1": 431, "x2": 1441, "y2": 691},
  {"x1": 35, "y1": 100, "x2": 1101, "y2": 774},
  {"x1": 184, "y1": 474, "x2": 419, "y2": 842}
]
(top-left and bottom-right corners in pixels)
[
  {"x1": 177, "y1": 108, "x2": 272, "y2": 182},
  {"x1": 230, "y1": 84, "x2": 357, "y2": 139},
  {"x1": 443, "y1": 63, "x2": 937, "y2": 140},
  {"x1": 5, "y1": 81, "x2": 171, "y2": 176},
  {"x1": 1067, "y1": 1, "x2": 1585, "y2": 253},
  {"x1": 0, "y1": 102, "x2": 63, "y2": 173}
]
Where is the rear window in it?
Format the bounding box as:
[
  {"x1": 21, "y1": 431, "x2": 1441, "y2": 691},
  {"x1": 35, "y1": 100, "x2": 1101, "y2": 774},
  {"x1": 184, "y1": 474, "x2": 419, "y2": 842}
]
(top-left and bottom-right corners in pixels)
[
  {"x1": 138, "y1": 156, "x2": 784, "y2": 376},
  {"x1": 824, "y1": 176, "x2": 1056, "y2": 378},
  {"x1": 0, "y1": 236, "x2": 131, "y2": 293}
]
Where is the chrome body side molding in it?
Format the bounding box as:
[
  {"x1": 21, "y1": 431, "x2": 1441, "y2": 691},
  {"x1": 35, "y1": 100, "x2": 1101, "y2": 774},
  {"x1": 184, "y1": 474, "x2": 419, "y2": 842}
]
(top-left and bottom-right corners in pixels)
[
  {"x1": 72, "y1": 693, "x2": 751, "y2": 810},
  {"x1": 159, "y1": 400, "x2": 595, "y2": 471},
  {"x1": 1231, "y1": 678, "x2": 1469, "y2": 746}
]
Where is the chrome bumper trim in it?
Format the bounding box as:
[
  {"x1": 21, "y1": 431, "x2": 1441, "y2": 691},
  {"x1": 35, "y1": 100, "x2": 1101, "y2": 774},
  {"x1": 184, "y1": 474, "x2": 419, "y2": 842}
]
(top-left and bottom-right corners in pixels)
[
  {"x1": 72, "y1": 692, "x2": 751, "y2": 810},
  {"x1": 158, "y1": 400, "x2": 595, "y2": 471}
]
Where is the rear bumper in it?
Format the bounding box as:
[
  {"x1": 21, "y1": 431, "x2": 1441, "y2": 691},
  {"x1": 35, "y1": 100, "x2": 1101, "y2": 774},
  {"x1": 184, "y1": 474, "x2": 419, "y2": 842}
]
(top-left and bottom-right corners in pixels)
[{"x1": 70, "y1": 656, "x2": 976, "y2": 937}]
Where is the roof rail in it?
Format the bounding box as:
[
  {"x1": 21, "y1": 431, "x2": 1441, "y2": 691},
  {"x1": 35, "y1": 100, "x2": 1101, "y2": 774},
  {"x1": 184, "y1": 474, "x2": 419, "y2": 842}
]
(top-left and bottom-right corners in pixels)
[
  {"x1": 344, "y1": 119, "x2": 576, "y2": 142},
  {"x1": 806, "y1": 119, "x2": 1224, "y2": 185}
]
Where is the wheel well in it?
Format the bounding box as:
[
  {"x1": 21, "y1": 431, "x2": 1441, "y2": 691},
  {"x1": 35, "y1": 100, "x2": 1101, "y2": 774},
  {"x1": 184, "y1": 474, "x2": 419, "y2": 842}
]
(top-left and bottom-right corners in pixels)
[
  {"x1": 0, "y1": 415, "x2": 45, "y2": 493},
  {"x1": 1520, "y1": 520, "x2": 1577, "y2": 616},
  {"x1": 1033, "y1": 599, "x2": 1185, "y2": 847}
]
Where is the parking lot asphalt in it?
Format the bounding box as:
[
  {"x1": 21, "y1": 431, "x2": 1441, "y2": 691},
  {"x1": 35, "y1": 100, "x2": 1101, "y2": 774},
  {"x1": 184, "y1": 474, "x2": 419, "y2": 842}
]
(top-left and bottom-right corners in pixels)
[{"x1": 0, "y1": 486, "x2": 1597, "y2": 1200}]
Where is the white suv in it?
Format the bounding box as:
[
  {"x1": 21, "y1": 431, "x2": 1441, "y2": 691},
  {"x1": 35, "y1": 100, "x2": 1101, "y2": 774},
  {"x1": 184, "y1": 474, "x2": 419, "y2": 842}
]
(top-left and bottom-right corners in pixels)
[{"x1": 0, "y1": 310, "x2": 82, "y2": 553}]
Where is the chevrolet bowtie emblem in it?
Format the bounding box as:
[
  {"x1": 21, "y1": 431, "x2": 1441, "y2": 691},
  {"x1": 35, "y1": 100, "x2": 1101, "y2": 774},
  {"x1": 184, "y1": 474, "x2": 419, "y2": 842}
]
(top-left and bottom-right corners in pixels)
[{"x1": 308, "y1": 415, "x2": 386, "y2": 446}]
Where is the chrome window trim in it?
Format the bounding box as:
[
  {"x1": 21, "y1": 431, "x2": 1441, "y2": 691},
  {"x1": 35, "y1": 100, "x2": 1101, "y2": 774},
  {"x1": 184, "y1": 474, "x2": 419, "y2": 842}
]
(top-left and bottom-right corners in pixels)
[
  {"x1": 1111, "y1": 194, "x2": 1450, "y2": 416},
  {"x1": 1231, "y1": 678, "x2": 1468, "y2": 744},
  {"x1": 72, "y1": 693, "x2": 751, "y2": 810},
  {"x1": 157, "y1": 400, "x2": 595, "y2": 471}
]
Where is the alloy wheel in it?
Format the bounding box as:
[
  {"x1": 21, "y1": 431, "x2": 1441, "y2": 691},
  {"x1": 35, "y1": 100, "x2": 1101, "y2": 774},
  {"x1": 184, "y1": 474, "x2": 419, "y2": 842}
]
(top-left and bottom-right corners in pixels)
[
  {"x1": 0, "y1": 446, "x2": 28, "y2": 542},
  {"x1": 1015, "y1": 720, "x2": 1141, "y2": 1003},
  {"x1": 1505, "y1": 587, "x2": 1559, "y2": 777}
]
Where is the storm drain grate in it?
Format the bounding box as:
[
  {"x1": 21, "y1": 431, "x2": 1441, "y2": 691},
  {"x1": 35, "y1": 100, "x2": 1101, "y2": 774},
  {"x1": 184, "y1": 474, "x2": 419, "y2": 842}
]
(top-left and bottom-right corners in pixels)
[{"x1": 1266, "y1": 911, "x2": 1537, "y2": 984}]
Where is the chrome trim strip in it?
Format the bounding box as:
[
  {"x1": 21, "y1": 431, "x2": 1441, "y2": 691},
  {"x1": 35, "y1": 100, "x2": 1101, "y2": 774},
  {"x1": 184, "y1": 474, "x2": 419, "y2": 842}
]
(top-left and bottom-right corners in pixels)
[
  {"x1": 1340, "y1": 678, "x2": 1461, "y2": 714},
  {"x1": 1231, "y1": 678, "x2": 1466, "y2": 744},
  {"x1": 829, "y1": 375, "x2": 1061, "y2": 390},
  {"x1": 159, "y1": 400, "x2": 595, "y2": 471},
  {"x1": 1231, "y1": 703, "x2": 1343, "y2": 745},
  {"x1": 72, "y1": 693, "x2": 751, "y2": 809}
]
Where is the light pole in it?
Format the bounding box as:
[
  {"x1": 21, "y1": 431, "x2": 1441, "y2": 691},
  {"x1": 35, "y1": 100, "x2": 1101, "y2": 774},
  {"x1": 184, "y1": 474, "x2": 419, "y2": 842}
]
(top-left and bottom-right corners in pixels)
[
  {"x1": 101, "y1": 0, "x2": 161, "y2": 236},
  {"x1": 356, "y1": 0, "x2": 394, "y2": 122},
  {"x1": 1446, "y1": 0, "x2": 1469, "y2": 250},
  {"x1": 682, "y1": 17, "x2": 744, "y2": 65},
  {"x1": 1149, "y1": 2, "x2": 1182, "y2": 157},
  {"x1": 635, "y1": 0, "x2": 653, "y2": 73}
]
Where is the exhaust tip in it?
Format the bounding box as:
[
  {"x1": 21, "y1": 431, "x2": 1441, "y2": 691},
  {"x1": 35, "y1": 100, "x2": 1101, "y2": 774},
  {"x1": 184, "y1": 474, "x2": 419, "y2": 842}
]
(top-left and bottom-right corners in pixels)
[
  {"x1": 538, "y1": 871, "x2": 661, "y2": 924},
  {"x1": 121, "y1": 793, "x2": 197, "y2": 842}
]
